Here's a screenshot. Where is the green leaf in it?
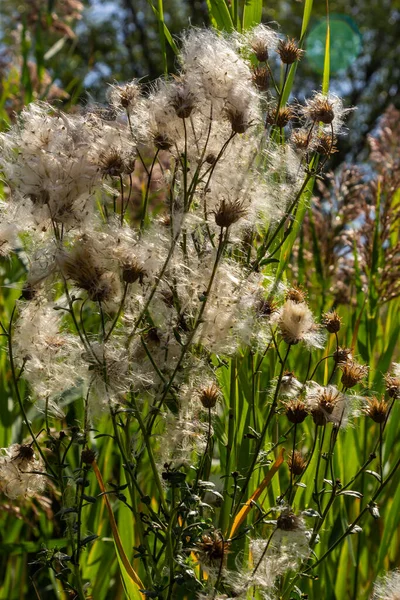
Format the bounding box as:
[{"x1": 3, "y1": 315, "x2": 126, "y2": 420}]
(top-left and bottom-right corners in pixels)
[
  {"x1": 242, "y1": 0, "x2": 262, "y2": 31},
  {"x1": 322, "y1": 9, "x2": 331, "y2": 94},
  {"x1": 206, "y1": 0, "x2": 234, "y2": 32}
]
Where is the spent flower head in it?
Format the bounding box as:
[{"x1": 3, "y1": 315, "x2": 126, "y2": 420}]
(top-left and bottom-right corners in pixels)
[{"x1": 0, "y1": 444, "x2": 46, "y2": 499}]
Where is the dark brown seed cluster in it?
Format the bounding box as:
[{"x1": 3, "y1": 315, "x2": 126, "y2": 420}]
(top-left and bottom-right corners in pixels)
[
  {"x1": 154, "y1": 133, "x2": 172, "y2": 151},
  {"x1": 60, "y1": 244, "x2": 117, "y2": 303},
  {"x1": 13, "y1": 444, "x2": 35, "y2": 462},
  {"x1": 256, "y1": 298, "x2": 278, "y2": 319},
  {"x1": 311, "y1": 387, "x2": 341, "y2": 426},
  {"x1": 333, "y1": 347, "x2": 352, "y2": 364},
  {"x1": 251, "y1": 39, "x2": 269, "y2": 62},
  {"x1": 291, "y1": 129, "x2": 311, "y2": 151},
  {"x1": 314, "y1": 133, "x2": 338, "y2": 156},
  {"x1": 99, "y1": 148, "x2": 125, "y2": 177},
  {"x1": 277, "y1": 38, "x2": 304, "y2": 65}
]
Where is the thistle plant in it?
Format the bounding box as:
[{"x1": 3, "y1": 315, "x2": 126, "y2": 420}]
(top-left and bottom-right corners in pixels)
[{"x1": 0, "y1": 24, "x2": 399, "y2": 600}]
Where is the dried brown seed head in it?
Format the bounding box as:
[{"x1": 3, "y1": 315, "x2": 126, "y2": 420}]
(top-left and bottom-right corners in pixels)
[
  {"x1": 252, "y1": 66, "x2": 269, "y2": 91},
  {"x1": 333, "y1": 347, "x2": 352, "y2": 364},
  {"x1": 98, "y1": 148, "x2": 125, "y2": 177},
  {"x1": 226, "y1": 107, "x2": 251, "y2": 134},
  {"x1": 60, "y1": 244, "x2": 117, "y2": 303},
  {"x1": 340, "y1": 360, "x2": 368, "y2": 388},
  {"x1": 195, "y1": 531, "x2": 229, "y2": 566},
  {"x1": 277, "y1": 38, "x2": 304, "y2": 65},
  {"x1": 384, "y1": 373, "x2": 400, "y2": 399},
  {"x1": 170, "y1": 82, "x2": 196, "y2": 119},
  {"x1": 291, "y1": 129, "x2": 311, "y2": 151},
  {"x1": 285, "y1": 286, "x2": 307, "y2": 304},
  {"x1": 81, "y1": 448, "x2": 96, "y2": 465},
  {"x1": 287, "y1": 450, "x2": 307, "y2": 476},
  {"x1": 251, "y1": 39, "x2": 269, "y2": 62},
  {"x1": 267, "y1": 107, "x2": 294, "y2": 128},
  {"x1": 277, "y1": 509, "x2": 303, "y2": 531},
  {"x1": 13, "y1": 444, "x2": 35, "y2": 462},
  {"x1": 154, "y1": 133, "x2": 172, "y2": 151},
  {"x1": 305, "y1": 96, "x2": 335, "y2": 124},
  {"x1": 213, "y1": 198, "x2": 247, "y2": 229},
  {"x1": 256, "y1": 298, "x2": 278, "y2": 319},
  {"x1": 122, "y1": 260, "x2": 146, "y2": 284},
  {"x1": 285, "y1": 398, "x2": 308, "y2": 424},
  {"x1": 365, "y1": 396, "x2": 388, "y2": 423},
  {"x1": 322, "y1": 310, "x2": 342, "y2": 334},
  {"x1": 314, "y1": 132, "x2": 338, "y2": 156},
  {"x1": 199, "y1": 383, "x2": 220, "y2": 409}
]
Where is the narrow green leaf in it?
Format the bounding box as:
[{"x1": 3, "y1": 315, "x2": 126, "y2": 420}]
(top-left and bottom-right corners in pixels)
[
  {"x1": 322, "y1": 3, "x2": 330, "y2": 94},
  {"x1": 300, "y1": 0, "x2": 314, "y2": 41}
]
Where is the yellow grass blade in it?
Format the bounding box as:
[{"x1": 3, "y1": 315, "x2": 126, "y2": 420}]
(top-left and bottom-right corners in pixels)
[
  {"x1": 229, "y1": 449, "x2": 285, "y2": 539},
  {"x1": 92, "y1": 461, "x2": 145, "y2": 599}
]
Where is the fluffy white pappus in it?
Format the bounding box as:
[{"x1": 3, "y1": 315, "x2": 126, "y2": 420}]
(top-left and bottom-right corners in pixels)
[
  {"x1": 372, "y1": 570, "x2": 400, "y2": 600},
  {"x1": 272, "y1": 299, "x2": 325, "y2": 349},
  {"x1": 13, "y1": 302, "x2": 81, "y2": 414},
  {"x1": 81, "y1": 341, "x2": 133, "y2": 414},
  {"x1": 0, "y1": 104, "x2": 102, "y2": 227},
  {"x1": 158, "y1": 401, "x2": 208, "y2": 471},
  {"x1": 180, "y1": 29, "x2": 254, "y2": 118},
  {"x1": 0, "y1": 443, "x2": 46, "y2": 499},
  {"x1": 0, "y1": 221, "x2": 18, "y2": 257}
]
